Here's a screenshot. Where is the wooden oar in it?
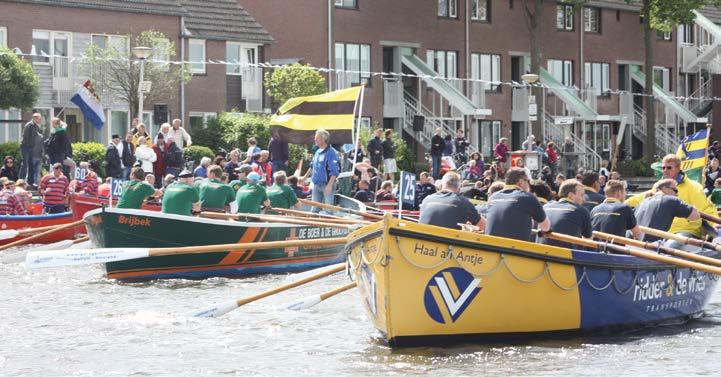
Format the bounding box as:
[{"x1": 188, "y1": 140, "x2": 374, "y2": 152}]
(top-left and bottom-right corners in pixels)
[
  {"x1": 200, "y1": 211, "x2": 355, "y2": 229},
  {"x1": 25, "y1": 237, "x2": 349, "y2": 269},
  {"x1": 539, "y1": 231, "x2": 721, "y2": 275},
  {"x1": 701, "y1": 212, "x2": 721, "y2": 224},
  {"x1": 0, "y1": 224, "x2": 65, "y2": 240},
  {"x1": 299, "y1": 198, "x2": 383, "y2": 220},
  {"x1": 0, "y1": 219, "x2": 83, "y2": 252},
  {"x1": 189, "y1": 262, "x2": 346, "y2": 317},
  {"x1": 283, "y1": 281, "x2": 357, "y2": 310},
  {"x1": 593, "y1": 231, "x2": 721, "y2": 267},
  {"x1": 269, "y1": 207, "x2": 373, "y2": 225},
  {"x1": 638, "y1": 226, "x2": 721, "y2": 252}
]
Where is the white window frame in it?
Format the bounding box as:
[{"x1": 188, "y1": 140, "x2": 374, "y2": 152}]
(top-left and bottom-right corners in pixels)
[
  {"x1": 653, "y1": 66, "x2": 671, "y2": 91},
  {"x1": 679, "y1": 23, "x2": 694, "y2": 45},
  {"x1": 472, "y1": 53, "x2": 501, "y2": 91},
  {"x1": 548, "y1": 59, "x2": 573, "y2": 87},
  {"x1": 556, "y1": 5, "x2": 573, "y2": 31},
  {"x1": 334, "y1": 0, "x2": 356, "y2": 8},
  {"x1": 0, "y1": 109, "x2": 22, "y2": 143},
  {"x1": 583, "y1": 7, "x2": 600, "y2": 33},
  {"x1": 189, "y1": 112, "x2": 217, "y2": 129},
  {"x1": 471, "y1": 0, "x2": 488, "y2": 21},
  {"x1": 660, "y1": 30, "x2": 672, "y2": 41},
  {"x1": 584, "y1": 62, "x2": 610, "y2": 95},
  {"x1": 226, "y1": 42, "x2": 258, "y2": 76},
  {"x1": 427, "y1": 49, "x2": 457, "y2": 79},
  {"x1": 0, "y1": 27, "x2": 7, "y2": 49},
  {"x1": 90, "y1": 34, "x2": 130, "y2": 56},
  {"x1": 188, "y1": 39, "x2": 206, "y2": 74},
  {"x1": 438, "y1": 0, "x2": 457, "y2": 18},
  {"x1": 334, "y1": 42, "x2": 371, "y2": 85},
  {"x1": 32, "y1": 30, "x2": 72, "y2": 66}
]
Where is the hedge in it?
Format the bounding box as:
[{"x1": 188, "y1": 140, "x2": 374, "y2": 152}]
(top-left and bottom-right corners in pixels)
[
  {"x1": 0, "y1": 142, "x2": 21, "y2": 166},
  {"x1": 183, "y1": 145, "x2": 214, "y2": 168},
  {"x1": 72, "y1": 142, "x2": 107, "y2": 177}
]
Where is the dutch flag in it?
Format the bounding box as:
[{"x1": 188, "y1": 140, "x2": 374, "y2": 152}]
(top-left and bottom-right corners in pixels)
[{"x1": 70, "y1": 80, "x2": 105, "y2": 130}]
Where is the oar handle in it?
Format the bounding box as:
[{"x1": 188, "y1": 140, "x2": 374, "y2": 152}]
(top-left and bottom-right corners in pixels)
[
  {"x1": 0, "y1": 219, "x2": 83, "y2": 252},
  {"x1": 539, "y1": 231, "x2": 721, "y2": 275},
  {"x1": 299, "y1": 199, "x2": 384, "y2": 220},
  {"x1": 269, "y1": 208, "x2": 371, "y2": 225},
  {"x1": 235, "y1": 263, "x2": 346, "y2": 307},
  {"x1": 593, "y1": 230, "x2": 721, "y2": 268},
  {"x1": 319, "y1": 281, "x2": 357, "y2": 300},
  {"x1": 149, "y1": 237, "x2": 349, "y2": 256},
  {"x1": 637, "y1": 225, "x2": 719, "y2": 251},
  {"x1": 701, "y1": 212, "x2": 721, "y2": 224}
]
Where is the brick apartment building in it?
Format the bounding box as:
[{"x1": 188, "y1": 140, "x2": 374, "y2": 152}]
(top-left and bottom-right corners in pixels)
[
  {"x1": 0, "y1": 0, "x2": 272, "y2": 144},
  {"x1": 243, "y1": 0, "x2": 721, "y2": 169}
]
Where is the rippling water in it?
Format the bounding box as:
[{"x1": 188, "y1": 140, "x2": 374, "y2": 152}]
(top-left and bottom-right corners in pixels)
[{"x1": 3, "y1": 245, "x2": 721, "y2": 376}]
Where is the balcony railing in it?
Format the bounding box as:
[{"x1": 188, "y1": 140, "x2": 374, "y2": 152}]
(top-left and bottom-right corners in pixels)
[
  {"x1": 241, "y1": 66, "x2": 263, "y2": 113},
  {"x1": 383, "y1": 78, "x2": 403, "y2": 118}
]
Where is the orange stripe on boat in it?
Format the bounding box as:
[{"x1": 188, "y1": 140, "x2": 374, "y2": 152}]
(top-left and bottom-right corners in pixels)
[
  {"x1": 218, "y1": 227, "x2": 261, "y2": 265},
  {"x1": 242, "y1": 227, "x2": 269, "y2": 263}
]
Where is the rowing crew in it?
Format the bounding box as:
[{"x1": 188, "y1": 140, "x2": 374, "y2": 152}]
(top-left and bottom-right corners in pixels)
[
  {"x1": 114, "y1": 164, "x2": 303, "y2": 216},
  {"x1": 419, "y1": 154, "x2": 713, "y2": 249}
]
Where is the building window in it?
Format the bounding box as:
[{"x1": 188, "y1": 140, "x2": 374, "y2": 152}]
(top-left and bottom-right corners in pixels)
[
  {"x1": 471, "y1": 53, "x2": 501, "y2": 91},
  {"x1": 480, "y1": 120, "x2": 502, "y2": 157},
  {"x1": 584, "y1": 62, "x2": 610, "y2": 96},
  {"x1": 556, "y1": 5, "x2": 573, "y2": 31},
  {"x1": 189, "y1": 112, "x2": 217, "y2": 129},
  {"x1": 335, "y1": 42, "x2": 371, "y2": 85},
  {"x1": 0, "y1": 27, "x2": 6, "y2": 49},
  {"x1": 679, "y1": 23, "x2": 694, "y2": 45},
  {"x1": 0, "y1": 109, "x2": 22, "y2": 143},
  {"x1": 32, "y1": 30, "x2": 51, "y2": 64},
  {"x1": 426, "y1": 49, "x2": 457, "y2": 79},
  {"x1": 109, "y1": 110, "x2": 129, "y2": 142},
  {"x1": 583, "y1": 7, "x2": 600, "y2": 33},
  {"x1": 658, "y1": 30, "x2": 672, "y2": 41},
  {"x1": 438, "y1": 0, "x2": 457, "y2": 18},
  {"x1": 334, "y1": 0, "x2": 356, "y2": 8},
  {"x1": 226, "y1": 43, "x2": 257, "y2": 75},
  {"x1": 548, "y1": 59, "x2": 573, "y2": 86},
  {"x1": 188, "y1": 39, "x2": 206, "y2": 74},
  {"x1": 91, "y1": 34, "x2": 129, "y2": 55},
  {"x1": 653, "y1": 66, "x2": 671, "y2": 91},
  {"x1": 471, "y1": 0, "x2": 489, "y2": 21}
]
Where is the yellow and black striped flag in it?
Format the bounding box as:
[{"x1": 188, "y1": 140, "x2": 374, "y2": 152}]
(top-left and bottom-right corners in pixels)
[{"x1": 269, "y1": 86, "x2": 362, "y2": 144}]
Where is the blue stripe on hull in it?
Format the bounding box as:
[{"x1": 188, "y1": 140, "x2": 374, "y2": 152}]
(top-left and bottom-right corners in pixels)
[
  {"x1": 572, "y1": 249, "x2": 719, "y2": 330},
  {"x1": 116, "y1": 256, "x2": 345, "y2": 281}
]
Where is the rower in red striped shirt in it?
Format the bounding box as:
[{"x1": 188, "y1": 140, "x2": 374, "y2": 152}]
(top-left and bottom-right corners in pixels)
[
  {"x1": 39, "y1": 163, "x2": 69, "y2": 214},
  {"x1": 0, "y1": 179, "x2": 27, "y2": 215}
]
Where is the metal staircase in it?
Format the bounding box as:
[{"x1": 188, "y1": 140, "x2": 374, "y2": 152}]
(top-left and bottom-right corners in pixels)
[
  {"x1": 543, "y1": 112, "x2": 602, "y2": 171},
  {"x1": 632, "y1": 105, "x2": 677, "y2": 155},
  {"x1": 402, "y1": 91, "x2": 478, "y2": 155},
  {"x1": 685, "y1": 78, "x2": 713, "y2": 117}
]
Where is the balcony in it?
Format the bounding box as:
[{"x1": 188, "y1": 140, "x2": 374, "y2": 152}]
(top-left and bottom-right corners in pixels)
[{"x1": 383, "y1": 78, "x2": 403, "y2": 118}]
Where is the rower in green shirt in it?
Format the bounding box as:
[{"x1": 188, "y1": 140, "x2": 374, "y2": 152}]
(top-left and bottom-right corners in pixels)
[
  {"x1": 195, "y1": 165, "x2": 235, "y2": 212},
  {"x1": 266, "y1": 171, "x2": 301, "y2": 209},
  {"x1": 117, "y1": 167, "x2": 161, "y2": 209},
  {"x1": 162, "y1": 170, "x2": 200, "y2": 216},
  {"x1": 236, "y1": 172, "x2": 269, "y2": 214},
  {"x1": 229, "y1": 164, "x2": 252, "y2": 192}
]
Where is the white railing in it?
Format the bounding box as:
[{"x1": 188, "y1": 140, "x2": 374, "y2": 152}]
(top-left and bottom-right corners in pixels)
[
  {"x1": 684, "y1": 77, "x2": 712, "y2": 116},
  {"x1": 543, "y1": 111, "x2": 601, "y2": 170},
  {"x1": 511, "y1": 87, "x2": 529, "y2": 122},
  {"x1": 383, "y1": 78, "x2": 403, "y2": 118},
  {"x1": 334, "y1": 71, "x2": 354, "y2": 90},
  {"x1": 403, "y1": 91, "x2": 477, "y2": 155},
  {"x1": 470, "y1": 81, "x2": 486, "y2": 110},
  {"x1": 632, "y1": 104, "x2": 677, "y2": 155}
]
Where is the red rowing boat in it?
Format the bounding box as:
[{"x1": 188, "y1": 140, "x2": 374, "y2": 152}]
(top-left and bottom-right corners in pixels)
[{"x1": 69, "y1": 193, "x2": 161, "y2": 223}]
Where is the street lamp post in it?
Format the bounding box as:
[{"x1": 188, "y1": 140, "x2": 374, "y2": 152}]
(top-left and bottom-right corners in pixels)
[
  {"x1": 522, "y1": 73, "x2": 540, "y2": 143},
  {"x1": 131, "y1": 46, "x2": 153, "y2": 126}
]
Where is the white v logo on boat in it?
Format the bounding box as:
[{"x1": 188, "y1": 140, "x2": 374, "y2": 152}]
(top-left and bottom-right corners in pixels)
[{"x1": 434, "y1": 276, "x2": 481, "y2": 318}]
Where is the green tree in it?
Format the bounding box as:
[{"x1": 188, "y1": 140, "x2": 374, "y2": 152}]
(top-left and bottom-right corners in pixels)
[
  {"x1": 85, "y1": 30, "x2": 191, "y2": 118},
  {"x1": 625, "y1": 0, "x2": 719, "y2": 161},
  {"x1": 264, "y1": 63, "x2": 326, "y2": 106},
  {"x1": 0, "y1": 48, "x2": 39, "y2": 110}
]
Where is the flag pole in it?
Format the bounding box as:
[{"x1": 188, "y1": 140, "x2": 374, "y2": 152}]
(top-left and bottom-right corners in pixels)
[
  {"x1": 703, "y1": 123, "x2": 712, "y2": 188},
  {"x1": 352, "y1": 85, "x2": 366, "y2": 168}
]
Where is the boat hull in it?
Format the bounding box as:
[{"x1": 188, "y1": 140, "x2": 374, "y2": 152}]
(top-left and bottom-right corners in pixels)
[
  {"x1": 346, "y1": 217, "x2": 720, "y2": 346},
  {"x1": 0, "y1": 211, "x2": 78, "y2": 245},
  {"x1": 84, "y1": 208, "x2": 349, "y2": 281}
]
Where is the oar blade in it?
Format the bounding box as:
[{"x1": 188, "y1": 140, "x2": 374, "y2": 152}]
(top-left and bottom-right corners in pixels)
[
  {"x1": 25, "y1": 248, "x2": 150, "y2": 269},
  {"x1": 0, "y1": 229, "x2": 20, "y2": 240},
  {"x1": 189, "y1": 300, "x2": 239, "y2": 318},
  {"x1": 283, "y1": 295, "x2": 322, "y2": 311},
  {"x1": 2, "y1": 239, "x2": 74, "y2": 264}
]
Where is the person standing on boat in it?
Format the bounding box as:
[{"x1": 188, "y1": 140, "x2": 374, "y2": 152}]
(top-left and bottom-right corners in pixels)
[
  {"x1": 430, "y1": 128, "x2": 444, "y2": 180},
  {"x1": 633, "y1": 179, "x2": 700, "y2": 243},
  {"x1": 580, "y1": 172, "x2": 605, "y2": 212},
  {"x1": 0, "y1": 180, "x2": 27, "y2": 215},
  {"x1": 541, "y1": 179, "x2": 592, "y2": 249},
  {"x1": 117, "y1": 167, "x2": 161, "y2": 209},
  {"x1": 307, "y1": 129, "x2": 340, "y2": 213},
  {"x1": 266, "y1": 171, "x2": 301, "y2": 210},
  {"x1": 590, "y1": 179, "x2": 641, "y2": 239},
  {"x1": 484, "y1": 167, "x2": 550, "y2": 241},
  {"x1": 161, "y1": 170, "x2": 200, "y2": 216},
  {"x1": 419, "y1": 171, "x2": 485, "y2": 231},
  {"x1": 195, "y1": 165, "x2": 235, "y2": 212},
  {"x1": 235, "y1": 172, "x2": 269, "y2": 214},
  {"x1": 626, "y1": 154, "x2": 714, "y2": 246},
  {"x1": 38, "y1": 163, "x2": 69, "y2": 214}
]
